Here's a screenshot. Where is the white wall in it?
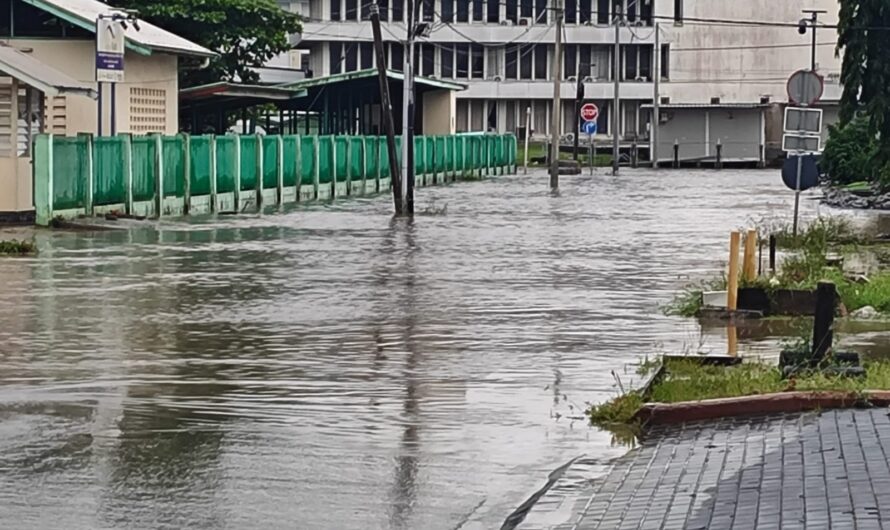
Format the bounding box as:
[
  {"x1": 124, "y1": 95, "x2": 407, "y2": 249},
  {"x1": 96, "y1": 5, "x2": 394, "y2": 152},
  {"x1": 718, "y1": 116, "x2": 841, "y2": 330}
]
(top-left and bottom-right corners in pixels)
[{"x1": 658, "y1": 0, "x2": 840, "y2": 104}]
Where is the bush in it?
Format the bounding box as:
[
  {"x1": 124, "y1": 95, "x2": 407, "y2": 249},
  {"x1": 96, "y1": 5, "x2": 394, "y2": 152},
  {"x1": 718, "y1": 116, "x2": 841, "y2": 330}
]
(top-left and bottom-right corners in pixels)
[{"x1": 822, "y1": 117, "x2": 879, "y2": 186}]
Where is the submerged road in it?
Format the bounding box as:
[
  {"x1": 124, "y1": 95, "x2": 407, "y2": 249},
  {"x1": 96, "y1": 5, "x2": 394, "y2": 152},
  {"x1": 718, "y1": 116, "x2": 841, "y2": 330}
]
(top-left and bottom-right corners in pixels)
[{"x1": 0, "y1": 170, "x2": 825, "y2": 529}]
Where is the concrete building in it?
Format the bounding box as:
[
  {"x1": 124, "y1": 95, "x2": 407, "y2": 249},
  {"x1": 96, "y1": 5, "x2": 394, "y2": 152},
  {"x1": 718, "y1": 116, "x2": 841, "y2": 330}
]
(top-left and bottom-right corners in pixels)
[
  {"x1": 292, "y1": 0, "x2": 842, "y2": 164},
  {"x1": 0, "y1": 0, "x2": 213, "y2": 220}
]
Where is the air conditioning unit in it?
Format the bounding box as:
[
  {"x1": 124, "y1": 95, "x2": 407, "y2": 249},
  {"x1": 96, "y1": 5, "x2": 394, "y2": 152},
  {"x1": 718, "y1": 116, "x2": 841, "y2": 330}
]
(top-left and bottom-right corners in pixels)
[
  {"x1": 583, "y1": 76, "x2": 594, "y2": 82},
  {"x1": 493, "y1": 75, "x2": 503, "y2": 81},
  {"x1": 634, "y1": 76, "x2": 646, "y2": 82},
  {"x1": 567, "y1": 76, "x2": 577, "y2": 82},
  {"x1": 518, "y1": 17, "x2": 531, "y2": 25},
  {"x1": 564, "y1": 132, "x2": 575, "y2": 144},
  {"x1": 500, "y1": 19, "x2": 514, "y2": 26},
  {"x1": 659, "y1": 111, "x2": 671, "y2": 124}
]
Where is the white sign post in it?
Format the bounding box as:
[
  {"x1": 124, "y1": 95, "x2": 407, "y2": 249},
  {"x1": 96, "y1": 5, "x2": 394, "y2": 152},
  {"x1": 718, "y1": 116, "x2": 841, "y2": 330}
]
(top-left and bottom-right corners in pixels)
[{"x1": 96, "y1": 17, "x2": 125, "y2": 136}]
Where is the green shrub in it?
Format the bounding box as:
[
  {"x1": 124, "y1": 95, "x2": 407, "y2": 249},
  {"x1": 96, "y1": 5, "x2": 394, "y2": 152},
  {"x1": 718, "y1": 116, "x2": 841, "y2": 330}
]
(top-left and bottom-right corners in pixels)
[{"x1": 822, "y1": 117, "x2": 878, "y2": 186}]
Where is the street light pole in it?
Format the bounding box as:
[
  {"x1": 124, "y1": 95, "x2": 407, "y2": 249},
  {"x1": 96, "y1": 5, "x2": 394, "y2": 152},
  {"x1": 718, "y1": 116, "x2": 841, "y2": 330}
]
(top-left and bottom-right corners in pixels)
[{"x1": 801, "y1": 9, "x2": 826, "y2": 72}]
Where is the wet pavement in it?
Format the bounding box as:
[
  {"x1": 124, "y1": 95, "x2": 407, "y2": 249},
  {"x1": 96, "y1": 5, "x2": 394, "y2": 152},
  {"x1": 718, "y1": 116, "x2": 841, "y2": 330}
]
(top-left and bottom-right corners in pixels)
[
  {"x1": 0, "y1": 169, "x2": 867, "y2": 529},
  {"x1": 531, "y1": 409, "x2": 890, "y2": 530}
]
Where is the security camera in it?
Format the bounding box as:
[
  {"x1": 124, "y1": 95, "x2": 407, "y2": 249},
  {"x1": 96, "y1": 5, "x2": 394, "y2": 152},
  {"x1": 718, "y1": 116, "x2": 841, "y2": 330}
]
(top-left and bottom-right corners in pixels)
[
  {"x1": 132, "y1": 20, "x2": 141, "y2": 31},
  {"x1": 798, "y1": 19, "x2": 808, "y2": 35}
]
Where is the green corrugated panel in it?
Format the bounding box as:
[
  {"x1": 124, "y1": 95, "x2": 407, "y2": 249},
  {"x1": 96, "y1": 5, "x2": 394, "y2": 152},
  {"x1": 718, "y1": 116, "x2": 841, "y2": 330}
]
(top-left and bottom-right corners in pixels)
[
  {"x1": 425, "y1": 136, "x2": 435, "y2": 173},
  {"x1": 413, "y1": 136, "x2": 424, "y2": 175},
  {"x1": 334, "y1": 136, "x2": 348, "y2": 182},
  {"x1": 262, "y1": 136, "x2": 279, "y2": 189},
  {"x1": 282, "y1": 136, "x2": 299, "y2": 187},
  {"x1": 365, "y1": 137, "x2": 379, "y2": 178},
  {"x1": 162, "y1": 136, "x2": 185, "y2": 198},
  {"x1": 189, "y1": 135, "x2": 212, "y2": 196},
  {"x1": 52, "y1": 136, "x2": 88, "y2": 210},
  {"x1": 300, "y1": 136, "x2": 316, "y2": 185},
  {"x1": 215, "y1": 136, "x2": 237, "y2": 193},
  {"x1": 349, "y1": 137, "x2": 363, "y2": 179},
  {"x1": 317, "y1": 136, "x2": 334, "y2": 183},
  {"x1": 239, "y1": 135, "x2": 258, "y2": 191},
  {"x1": 454, "y1": 136, "x2": 464, "y2": 171},
  {"x1": 379, "y1": 137, "x2": 391, "y2": 178},
  {"x1": 92, "y1": 136, "x2": 127, "y2": 206},
  {"x1": 508, "y1": 134, "x2": 518, "y2": 165},
  {"x1": 131, "y1": 137, "x2": 156, "y2": 202},
  {"x1": 435, "y1": 137, "x2": 446, "y2": 173}
]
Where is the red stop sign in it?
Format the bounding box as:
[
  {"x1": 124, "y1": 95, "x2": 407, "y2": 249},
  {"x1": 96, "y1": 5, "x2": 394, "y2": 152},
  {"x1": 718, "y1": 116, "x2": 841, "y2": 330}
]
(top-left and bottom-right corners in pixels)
[{"x1": 581, "y1": 103, "x2": 599, "y2": 122}]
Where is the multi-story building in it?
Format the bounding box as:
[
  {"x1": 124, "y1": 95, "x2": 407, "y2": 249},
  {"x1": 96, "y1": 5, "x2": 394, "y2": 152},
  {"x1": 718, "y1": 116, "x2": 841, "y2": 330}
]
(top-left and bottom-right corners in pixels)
[{"x1": 292, "y1": 0, "x2": 843, "y2": 161}]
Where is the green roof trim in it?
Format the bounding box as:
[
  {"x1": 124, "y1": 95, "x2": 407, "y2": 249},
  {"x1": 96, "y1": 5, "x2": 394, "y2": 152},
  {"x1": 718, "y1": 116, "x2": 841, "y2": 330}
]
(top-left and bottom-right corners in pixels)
[{"x1": 280, "y1": 69, "x2": 467, "y2": 92}]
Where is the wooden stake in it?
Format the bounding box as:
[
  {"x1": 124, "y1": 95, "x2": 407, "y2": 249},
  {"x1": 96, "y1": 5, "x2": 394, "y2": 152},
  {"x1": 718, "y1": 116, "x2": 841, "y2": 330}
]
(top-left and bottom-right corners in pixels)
[
  {"x1": 812, "y1": 281, "x2": 837, "y2": 364},
  {"x1": 727, "y1": 231, "x2": 741, "y2": 311},
  {"x1": 743, "y1": 229, "x2": 757, "y2": 282}
]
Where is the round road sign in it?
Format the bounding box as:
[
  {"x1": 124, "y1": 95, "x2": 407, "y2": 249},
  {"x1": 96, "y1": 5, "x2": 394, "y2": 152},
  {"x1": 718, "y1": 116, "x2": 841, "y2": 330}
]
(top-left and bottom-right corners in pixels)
[
  {"x1": 787, "y1": 69, "x2": 824, "y2": 106},
  {"x1": 581, "y1": 103, "x2": 599, "y2": 122},
  {"x1": 583, "y1": 120, "x2": 598, "y2": 135}
]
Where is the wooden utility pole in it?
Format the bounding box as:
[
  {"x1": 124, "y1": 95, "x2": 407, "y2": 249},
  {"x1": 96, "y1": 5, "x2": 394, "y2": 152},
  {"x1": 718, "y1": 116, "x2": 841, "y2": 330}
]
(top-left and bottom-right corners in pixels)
[
  {"x1": 548, "y1": 0, "x2": 563, "y2": 189},
  {"x1": 370, "y1": 3, "x2": 403, "y2": 215},
  {"x1": 652, "y1": 22, "x2": 659, "y2": 168},
  {"x1": 612, "y1": 11, "x2": 621, "y2": 175}
]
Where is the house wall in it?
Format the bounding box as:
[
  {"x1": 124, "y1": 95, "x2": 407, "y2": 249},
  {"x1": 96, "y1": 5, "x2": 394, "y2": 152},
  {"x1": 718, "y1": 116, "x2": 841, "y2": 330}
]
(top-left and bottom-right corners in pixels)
[{"x1": 421, "y1": 90, "x2": 457, "y2": 135}]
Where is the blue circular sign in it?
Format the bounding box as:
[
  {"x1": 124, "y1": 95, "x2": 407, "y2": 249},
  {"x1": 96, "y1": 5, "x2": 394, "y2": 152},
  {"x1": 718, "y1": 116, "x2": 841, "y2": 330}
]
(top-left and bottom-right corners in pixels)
[
  {"x1": 781, "y1": 154, "x2": 820, "y2": 191},
  {"x1": 583, "y1": 120, "x2": 598, "y2": 135}
]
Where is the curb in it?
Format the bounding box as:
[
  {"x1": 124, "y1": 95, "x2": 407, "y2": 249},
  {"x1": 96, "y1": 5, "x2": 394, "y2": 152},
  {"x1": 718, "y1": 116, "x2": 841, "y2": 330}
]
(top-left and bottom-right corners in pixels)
[{"x1": 635, "y1": 390, "x2": 890, "y2": 426}]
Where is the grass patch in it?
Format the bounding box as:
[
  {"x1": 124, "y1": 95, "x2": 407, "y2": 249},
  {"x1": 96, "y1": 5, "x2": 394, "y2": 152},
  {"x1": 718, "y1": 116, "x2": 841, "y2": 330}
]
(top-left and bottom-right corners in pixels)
[
  {"x1": 843, "y1": 181, "x2": 873, "y2": 194},
  {"x1": 587, "y1": 358, "x2": 890, "y2": 429},
  {"x1": 773, "y1": 216, "x2": 867, "y2": 251},
  {"x1": 0, "y1": 239, "x2": 36, "y2": 255},
  {"x1": 517, "y1": 143, "x2": 613, "y2": 167},
  {"x1": 662, "y1": 275, "x2": 727, "y2": 317}
]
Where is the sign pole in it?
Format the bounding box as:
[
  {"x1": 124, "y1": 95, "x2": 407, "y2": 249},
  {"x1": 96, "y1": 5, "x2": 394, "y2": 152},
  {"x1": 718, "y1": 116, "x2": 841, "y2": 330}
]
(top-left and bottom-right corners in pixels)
[
  {"x1": 97, "y1": 81, "x2": 102, "y2": 136},
  {"x1": 793, "y1": 152, "x2": 803, "y2": 237}
]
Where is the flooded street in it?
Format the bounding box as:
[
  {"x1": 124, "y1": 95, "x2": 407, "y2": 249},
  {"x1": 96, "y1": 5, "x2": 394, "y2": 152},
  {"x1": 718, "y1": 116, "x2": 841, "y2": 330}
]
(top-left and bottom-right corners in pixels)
[{"x1": 0, "y1": 170, "x2": 843, "y2": 529}]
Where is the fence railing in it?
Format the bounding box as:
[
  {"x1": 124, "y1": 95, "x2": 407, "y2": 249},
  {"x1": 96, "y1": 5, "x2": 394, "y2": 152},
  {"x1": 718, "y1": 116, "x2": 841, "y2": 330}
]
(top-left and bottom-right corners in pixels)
[{"x1": 34, "y1": 133, "x2": 518, "y2": 226}]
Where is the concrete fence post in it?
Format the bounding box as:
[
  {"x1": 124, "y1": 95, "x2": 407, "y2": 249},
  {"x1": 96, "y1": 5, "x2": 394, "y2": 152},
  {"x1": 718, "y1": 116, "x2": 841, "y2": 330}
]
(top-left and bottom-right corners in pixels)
[
  {"x1": 276, "y1": 135, "x2": 284, "y2": 206},
  {"x1": 182, "y1": 134, "x2": 191, "y2": 215},
  {"x1": 673, "y1": 139, "x2": 680, "y2": 169},
  {"x1": 122, "y1": 134, "x2": 133, "y2": 216},
  {"x1": 209, "y1": 135, "x2": 218, "y2": 213},
  {"x1": 233, "y1": 134, "x2": 241, "y2": 212},
  {"x1": 154, "y1": 134, "x2": 164, "y2": 218},
  {"x1": 716, "y1": 138, "x2": 723, "y2": 170},
  {"x1": 255, "y1": 134, "x2": 264, "y2": 212},
  {"x1": 80, "y1": 133, "x2": 94, "y2": 217},
  {"x1": 313, "y1": 136, "x2": 320, "y2": 199},
  {"x1": 33, "y1": 134, "x2": 53, "y2": 226},
  {"x1": 295, "y1": 135, "x2": 304, "y2": 201},
  {"x1": 345, "y1": 136, "x2": 351, "y2": 196},
  {"x1": 361, "y1": 136, "x2": 368, "y2": 195}
]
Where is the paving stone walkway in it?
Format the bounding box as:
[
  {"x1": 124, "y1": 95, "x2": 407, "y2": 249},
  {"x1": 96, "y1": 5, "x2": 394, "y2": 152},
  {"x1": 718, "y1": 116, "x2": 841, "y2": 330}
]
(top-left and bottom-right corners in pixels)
[{"x1": 520, "y1": 409, "x2": 890, "y2": 530}]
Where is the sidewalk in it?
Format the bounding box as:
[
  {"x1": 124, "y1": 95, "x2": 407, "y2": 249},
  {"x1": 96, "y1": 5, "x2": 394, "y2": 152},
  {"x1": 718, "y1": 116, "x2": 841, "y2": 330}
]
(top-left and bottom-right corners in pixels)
[{"x1": 521, "y1": 409, "x2": 890, "y2": 529}]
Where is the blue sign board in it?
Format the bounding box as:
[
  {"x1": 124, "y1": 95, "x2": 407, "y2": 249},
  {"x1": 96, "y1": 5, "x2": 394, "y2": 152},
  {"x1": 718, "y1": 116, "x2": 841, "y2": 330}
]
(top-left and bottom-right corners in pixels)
[
  {"x1": 781, "y1": 154, "x2": 820, "y2": 191},
  {"x1": 582, "y1": 120, "x2": 597, "y2": 135}
]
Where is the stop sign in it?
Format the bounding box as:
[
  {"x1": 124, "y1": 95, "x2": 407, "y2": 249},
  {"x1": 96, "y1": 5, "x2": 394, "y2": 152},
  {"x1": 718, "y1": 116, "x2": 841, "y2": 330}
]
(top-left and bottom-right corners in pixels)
[{"x1": 581, "y1": 103, "x2": 599, "y2": 122}]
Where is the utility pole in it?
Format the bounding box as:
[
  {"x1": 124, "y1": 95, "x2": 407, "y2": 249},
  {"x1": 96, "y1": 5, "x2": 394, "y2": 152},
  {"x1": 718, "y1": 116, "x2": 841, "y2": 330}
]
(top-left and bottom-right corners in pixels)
[
  {"x1": 370, "y1": 2, "x2": 403, "y2": 215},
  {"x1": 400, "y1": 0, "x2": 418, "y2": 215},
  {"x1": 549, "y1": 0, "x2": 563, "y2": 189},
  {"x1": 651, "y1": 22, "x2": 659, "y2": 169},
  {"x1": 612, "y1": 9, "x2": 621, "y2": 175},
  {"x1": 800, "y1": 9, "x2": 825, "y2": 72}
]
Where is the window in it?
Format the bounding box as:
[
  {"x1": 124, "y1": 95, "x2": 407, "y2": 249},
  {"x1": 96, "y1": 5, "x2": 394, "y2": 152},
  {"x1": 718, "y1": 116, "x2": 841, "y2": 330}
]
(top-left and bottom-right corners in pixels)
[
  {"x1": 423, "y1": 0, "x2": 434, "y2": 21},
  {"x1": 674, "y1": 0, "x2": 683, "y2": 23},
  {"x1": 639, "y1": 46, "x2": 652, "y2": 80},
  {"x1": 579, "y1": 45, "x2": 591, "y2": 78},
  {"x1": 624, "y1": 45, "x2": 637, "y2": 80},
  {"x1": 391, "y1": 42, "x2": 404, "y2": 69},
  {"x1": 486, "y1": 47, "x2": 500, "y2": 78},
  {"x1": 506, "y1": 0, "x2": 518, "y2": 23},
  {"x1": 457, "y1": 0, "x2": 469, "y2": 21},
  {"x1": 441, "y1": 45, "x2": 454, "y2": 78},
  {"x1": 129, "y1": 88, "x2": 167, "y2": 134},
  {"x1": 392, "y1": 0, "x2": 403, "y2": 21},
  {"x1": 563, "y1": 44, "x2": 576, "y2": 78},
  {"x1": 456, "y1": 43, "x2": 470, "y2": 77},
  {"x1": 471, "y1": 100, "x2": 484, "y2": 130},
  {"x1": 535, "y1": 0, "x2": 546, "y2": 23},
  {"x1": 660, "y1": 44, "x2": 670, "y2": 79},
  {"x1": 505, "y1": 47, "x2": 518, "y2": 79},
  {"x1": 442, "y1": 0, "x2": 454, "y2": 22},
  {"x1": 422, "y1": 45, "x2": 434, "y2": 76},
  {"x1": 626, "y1": 0, "x2": 636, "y2": 23},
  {"x1": 640, "y1": 0, "x2": 652, "y2": 25},
  {"x1": 579, "y1": 0, "x2": 591, "y2": 24},
  {"x1": 520, "y1": 0, "x2": 532, "y2": 18},
  {"x1": 520, "y1": 45, "x2": 532, "y2": 79},
  {"x1": 457, "y1": 99, "x2": 469, "y2": 132},
  {"x1": 361, "y1": 0, "x2": 371, "y2": 19},
  {"x1": 534, "y1": 44, "x2": 547, "y2": 80},
  {"x1": 487, "y1": 102, "x2": 497, "y2": 131},
  {"x1": 596, "y1": 0, "x2": 609, "y2": 23},
  {"x1": 17, "y1": 85, "x2": 43, "y2": 157},
  {"x1": 360, "y1": 42, "x2": 373, "y2": 69},
  {"x1": 380, "y1": 0, "x2": 389, "y2": 20},
  {"x1": 472, "y1": 0, "x2": 483, "y2": 21},
  {"x1": 330, "y1": 0, "x2": 341, "y2": 20},
  {"x1": 345, "y1": 0, "x2": 357, "y2": 19},
  {"x1": 565, "y1": 0, "x2": 576, "y2": 24},
  {"x1": 487, "y1": 0, "x2": 499, "y2": 23},
  {"x1": 471, "y1": 44, "x2": 484, "y2": 79},
  {"x1": 330, "y1": 42, "x2": 343, "y2": 74},
  {"x1": 345, "y1": 43, "x2": 358, "y2": 71}
]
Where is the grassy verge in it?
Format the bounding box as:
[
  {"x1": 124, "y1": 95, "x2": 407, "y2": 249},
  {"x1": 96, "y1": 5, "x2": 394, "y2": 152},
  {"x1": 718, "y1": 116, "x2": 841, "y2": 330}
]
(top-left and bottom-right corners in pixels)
[
  {"x1": 588, "y1": 357, "x2": 890, "y2": 427},
  {"x1": 0, "y1": 239, "x2": 36, "y2": 255},
  {"x1": 517, "y1": 143, "x2": 613, "y2": 167}
]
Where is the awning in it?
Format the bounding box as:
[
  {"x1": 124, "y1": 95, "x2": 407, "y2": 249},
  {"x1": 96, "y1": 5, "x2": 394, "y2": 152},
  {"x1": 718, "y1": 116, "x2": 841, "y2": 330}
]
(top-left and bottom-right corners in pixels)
[
  {"x1": 641, "y1": 103, "x2": 769, "y2": 110},
  {"x1": 280, "y1": 69, "x2": 467, "y2": 92},
  {"x1": 179, "y1": 82, "x2": 306, "y2": 113},
  {"x1": 0, "y1": 45, "x2": 96, "y2": 98}
]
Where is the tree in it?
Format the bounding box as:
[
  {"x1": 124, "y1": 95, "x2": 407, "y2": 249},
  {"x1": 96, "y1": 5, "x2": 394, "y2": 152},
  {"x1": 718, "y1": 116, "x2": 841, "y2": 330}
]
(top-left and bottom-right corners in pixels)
[
  {"x1": 836, "y1": 0, "x2": 890, "y2": 166},
  {"x1": 821, "y1": 117, "x2": 877, "y2": 185},
  {"x1": 107, "y1": 0, "x2": 302, "y2": 87}
]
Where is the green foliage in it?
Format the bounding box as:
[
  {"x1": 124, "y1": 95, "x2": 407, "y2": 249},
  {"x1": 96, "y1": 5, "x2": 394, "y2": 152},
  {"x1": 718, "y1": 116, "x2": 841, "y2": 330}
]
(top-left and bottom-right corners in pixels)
[
  {"x1": 837, "y1": 0, "x2": 890, "y2": 177},
  {"x1": 0, "y1": 239, "x2": 36, "y2": 255},
  {"x1": 821, "y1": 117, "x2": 879, "y2": 186},
  {"x1": 107, "y1": 0, "x2": 302, "y2": 87},
  {"x1": 773, "y1": 216, "x2": 864, "y2": 251},
  {"x1": 587, "y1": 391, "x2": 644, "y2": 425},
  {"x1": 661, "y1": 275, "x2": 727, "y2": 317}
]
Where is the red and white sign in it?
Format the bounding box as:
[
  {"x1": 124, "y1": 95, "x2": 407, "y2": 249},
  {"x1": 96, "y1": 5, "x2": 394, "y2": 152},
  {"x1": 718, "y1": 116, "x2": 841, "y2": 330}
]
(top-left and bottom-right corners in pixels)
[{"x1": 581, "y1": 103, "x2": 599, "y2": 122}]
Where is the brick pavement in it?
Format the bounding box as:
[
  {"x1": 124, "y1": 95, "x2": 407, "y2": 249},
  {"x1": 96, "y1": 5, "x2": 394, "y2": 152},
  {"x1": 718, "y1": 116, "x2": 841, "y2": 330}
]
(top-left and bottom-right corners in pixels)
[{"x1": 519, "y1": 409, "x2": 890, "y2": 530}]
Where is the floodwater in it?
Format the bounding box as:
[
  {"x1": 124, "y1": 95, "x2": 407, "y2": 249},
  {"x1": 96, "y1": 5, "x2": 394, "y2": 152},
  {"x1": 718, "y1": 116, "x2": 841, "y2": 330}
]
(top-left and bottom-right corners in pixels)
[{"x1": 0, "y1": 169, "x2": 865, "y2": 529}]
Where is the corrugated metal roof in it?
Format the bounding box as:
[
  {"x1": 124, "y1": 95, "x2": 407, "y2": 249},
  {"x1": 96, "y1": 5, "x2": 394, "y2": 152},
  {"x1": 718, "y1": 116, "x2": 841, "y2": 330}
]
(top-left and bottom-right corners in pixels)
[
  {"x1": 281, "y1": 69, "x2": 467, "y2": 92},
  {"x1": 180, "y1": 82, "x2": 306, "y2": 102},
  {"x1": 640, "y1": 103, "x2": 768, "y2": 109},
  {"x1": 22, "y1": 0, "x2": 214, "y2": 57},
  {"x1": 0, "y1": 44, "x2": 95, "y2": 98}
]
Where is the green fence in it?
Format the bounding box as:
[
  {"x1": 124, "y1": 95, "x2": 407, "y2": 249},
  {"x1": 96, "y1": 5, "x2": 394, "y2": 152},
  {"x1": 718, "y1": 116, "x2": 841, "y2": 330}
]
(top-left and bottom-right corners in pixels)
[{"x1": 33, "y1": 133, "x2": 517, "y2": 226}]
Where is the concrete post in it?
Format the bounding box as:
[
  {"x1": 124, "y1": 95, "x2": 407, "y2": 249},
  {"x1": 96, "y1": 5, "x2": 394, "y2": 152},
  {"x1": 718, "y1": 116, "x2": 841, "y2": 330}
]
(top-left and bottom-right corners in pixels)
[
  {"x1": 122, "y1": 134, "x2": 133, "y2": 216},
  {"x1": 154, "y1": 134, "x2": 164, "y2": 218},
  {"x1": 672, "y1": 139, "x2": 679, "y2": 169},
  {"x1": 255, "y1": 134, "x2": 264, "y2": 211},
  {"x1": 81, "y1": 133, "x2": 94, "y2": 217},
  {"x1": 812, "y1": 281, "x2": 837, "y2": 363},
  {"x1": 34, "y1": 134, "x2": 54, "y2": 226},
  {"x1": 182, "y1": 134, "x2": 191, "y2": 215},
  {"x1": 716, "y1": 138, "x2": 723, "y2": 170},
  {"x1": 276, "y1": 135, "x2": 284, "y2": 205},
  {"x1": 209, "y1": 135, "x2": 218, "y2": 213},
  {"x1": 233, "y1": 134, "x2": 242, "y2": 213}
]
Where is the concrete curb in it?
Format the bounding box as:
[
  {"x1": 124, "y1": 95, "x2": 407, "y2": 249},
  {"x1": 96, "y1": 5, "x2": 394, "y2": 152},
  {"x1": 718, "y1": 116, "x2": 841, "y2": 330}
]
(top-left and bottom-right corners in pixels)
[{"x1": 635, "y1": 390, "x2": 890, "y2": 426}]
